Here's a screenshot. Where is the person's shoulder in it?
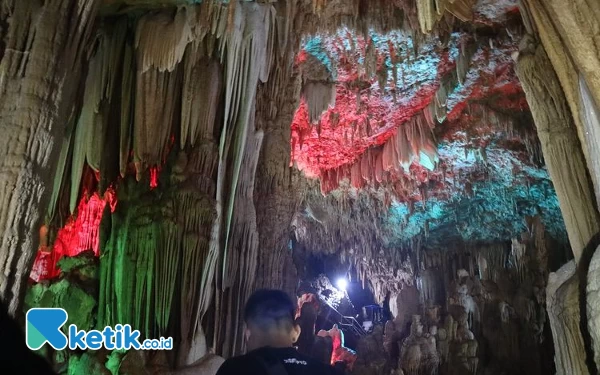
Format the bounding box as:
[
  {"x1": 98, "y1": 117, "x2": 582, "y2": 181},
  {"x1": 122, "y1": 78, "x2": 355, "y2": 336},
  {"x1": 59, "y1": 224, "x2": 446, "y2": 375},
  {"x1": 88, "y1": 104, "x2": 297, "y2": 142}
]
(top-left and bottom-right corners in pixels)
[
  {"x1": 215, "y1": 355, "x2": 254, "y2": 375},
  {"x1": 291, "y1": 353, "x2": 340, "y2": 375},
  {"x1": 308, "y1": 360, "x2": 342, "y2": 375}
]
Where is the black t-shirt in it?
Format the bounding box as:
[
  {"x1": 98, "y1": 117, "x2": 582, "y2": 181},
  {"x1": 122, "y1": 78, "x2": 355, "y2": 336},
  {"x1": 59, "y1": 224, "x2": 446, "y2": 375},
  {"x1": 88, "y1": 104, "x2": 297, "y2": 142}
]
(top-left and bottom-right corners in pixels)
[
  {"x1": 216, "y1": 347, "x2": 342, "y2": 375},
  {"x1": 0, "y1": 300, "x2": 56, "y2": 374}
]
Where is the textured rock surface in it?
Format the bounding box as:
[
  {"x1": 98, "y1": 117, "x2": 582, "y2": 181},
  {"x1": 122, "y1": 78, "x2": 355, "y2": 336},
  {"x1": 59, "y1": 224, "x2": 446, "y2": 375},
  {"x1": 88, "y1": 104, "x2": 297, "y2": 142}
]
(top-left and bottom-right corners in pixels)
[
  {"x1": 587, "y1": 245, "x2": 600, "y2": 372},
  {"x1": 0, "y1": 0, "x2": 100, "y2": 316},
  {"x1": 547, "y1": 262, "x2": 589, "y2": 375},
  {"x1": 3, "y1": 1, "x2": 600, "y2": 374},
  {"x1": 515, "y1": 41, "x2": 600, "y2": 261}
]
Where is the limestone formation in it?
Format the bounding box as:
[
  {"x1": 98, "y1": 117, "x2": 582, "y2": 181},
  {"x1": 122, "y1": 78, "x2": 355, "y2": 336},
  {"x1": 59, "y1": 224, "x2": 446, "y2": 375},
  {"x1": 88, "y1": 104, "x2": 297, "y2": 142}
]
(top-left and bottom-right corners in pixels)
[
  {"x1": 0, "y1": 0, "x2": 100, "y2": 316},
  {"x1": 2, "y1": 1, "x2": 600, "y2": 375}
]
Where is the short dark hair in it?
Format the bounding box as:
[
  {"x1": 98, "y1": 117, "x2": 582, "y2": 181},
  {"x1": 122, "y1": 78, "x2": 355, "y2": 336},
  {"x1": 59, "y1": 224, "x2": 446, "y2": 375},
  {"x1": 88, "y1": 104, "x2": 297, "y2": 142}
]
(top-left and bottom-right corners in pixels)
[{"x1": 244, "y1": 289, "x2": 296, "y2": 331}]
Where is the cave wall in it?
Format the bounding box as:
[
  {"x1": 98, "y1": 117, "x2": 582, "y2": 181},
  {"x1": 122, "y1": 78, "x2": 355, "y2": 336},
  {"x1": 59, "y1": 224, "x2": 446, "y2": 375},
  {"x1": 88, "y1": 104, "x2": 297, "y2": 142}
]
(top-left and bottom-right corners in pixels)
[
  {"x1": 4, "y1": 1, "x2": 308, "y2": 371},
  {"x1": 1, "y1": 1, "x2": 344, "y2": 372},
  {"x1": 351, "y1": 218, "x2": 557, "y2": 375},
  {"x1": 0, "y1": 0, "x2": 100, "y2": 316}
]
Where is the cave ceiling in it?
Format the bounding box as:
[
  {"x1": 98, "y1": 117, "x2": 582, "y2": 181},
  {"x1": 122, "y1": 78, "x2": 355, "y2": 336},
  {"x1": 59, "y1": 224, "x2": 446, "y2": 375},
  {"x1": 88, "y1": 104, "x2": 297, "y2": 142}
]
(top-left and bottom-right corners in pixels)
[
  {"x1": 41, "y1": 0, "x2": 568, "y2": 272},
  {"x1": 290, "y1": 0, "x2": 567, "y2": 254}
]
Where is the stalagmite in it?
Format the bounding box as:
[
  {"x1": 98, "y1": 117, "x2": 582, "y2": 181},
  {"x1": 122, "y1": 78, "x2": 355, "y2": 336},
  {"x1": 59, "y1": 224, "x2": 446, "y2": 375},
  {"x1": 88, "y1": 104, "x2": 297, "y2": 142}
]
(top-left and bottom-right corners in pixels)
[
  {"x1": 0, "y1": 0, "x2": 99, "y2": 315},
  {"x1": 155, "y1": 217, "x2": 182, "y2": 335},
  {"x1": 97, "y1": 193, "x2": 160, "y2": 339},
  {"x1": 547, "y1": 262, "x2": 589, "y2": 375},
  {"x1": 515, "y1": 42, "x2": 600, "y2": 262}
]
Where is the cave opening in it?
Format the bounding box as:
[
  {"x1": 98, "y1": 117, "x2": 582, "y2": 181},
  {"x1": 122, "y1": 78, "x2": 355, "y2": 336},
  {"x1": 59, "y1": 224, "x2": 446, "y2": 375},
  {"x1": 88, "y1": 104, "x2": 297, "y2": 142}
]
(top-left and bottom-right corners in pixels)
[{"x1": 1, "y1": 1, "x2": 600, "y2": 375}]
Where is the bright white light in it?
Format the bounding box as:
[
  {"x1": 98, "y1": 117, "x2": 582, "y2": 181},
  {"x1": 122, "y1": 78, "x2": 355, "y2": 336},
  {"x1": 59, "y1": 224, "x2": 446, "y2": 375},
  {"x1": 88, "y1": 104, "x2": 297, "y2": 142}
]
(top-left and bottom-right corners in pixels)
[{"x1": 336, "y1": 278, "x2": 348, "y2": 291}]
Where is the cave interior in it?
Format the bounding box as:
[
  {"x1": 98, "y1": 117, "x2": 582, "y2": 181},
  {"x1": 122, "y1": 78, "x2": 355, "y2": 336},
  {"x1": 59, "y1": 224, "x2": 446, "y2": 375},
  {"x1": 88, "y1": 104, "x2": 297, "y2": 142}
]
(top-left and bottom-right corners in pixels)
[{"x1": 1, "y1": 0, "x2": 600, "y2": 374}]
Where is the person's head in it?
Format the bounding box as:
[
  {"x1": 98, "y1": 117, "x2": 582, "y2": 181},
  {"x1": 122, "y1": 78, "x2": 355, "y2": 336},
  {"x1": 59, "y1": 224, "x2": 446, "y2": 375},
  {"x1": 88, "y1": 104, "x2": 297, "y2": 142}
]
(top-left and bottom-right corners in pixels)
[{"x1": 244, "y1": 289, "x2": 301, "y2": 351}]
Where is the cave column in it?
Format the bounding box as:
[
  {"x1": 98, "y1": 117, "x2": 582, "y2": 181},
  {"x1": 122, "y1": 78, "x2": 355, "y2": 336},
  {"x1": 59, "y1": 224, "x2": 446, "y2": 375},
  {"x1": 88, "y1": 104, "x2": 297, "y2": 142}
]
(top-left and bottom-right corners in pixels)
[
  {"x1": 519, "y1": 1, "x2": 600, "y2": 372},
  {"x1": 253, "y1": 0, "x2": 303, "y2": 296},
  {"x1": 515, "y1": 40, "x2": 599, "y2": 375},
  {"x1": 538, "y1": 0, "x2": 600, "y2": 107},
  {"x1": 0, "y1": 0, "x2": 99, "y2": 315},
  {"x1": 520, "y1": 0, "x2": 600, "y2": 203},
  {"x1": 515, "y1": 42, "x2": 600, "y2": 263},
  {"x1": 253, "y1": 66, "x2": 304, "y2": 296}
]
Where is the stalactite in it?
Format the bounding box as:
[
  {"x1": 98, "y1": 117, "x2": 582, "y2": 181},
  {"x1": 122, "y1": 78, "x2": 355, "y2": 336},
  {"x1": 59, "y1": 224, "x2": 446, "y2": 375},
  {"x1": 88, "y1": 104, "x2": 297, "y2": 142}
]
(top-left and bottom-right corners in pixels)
[
  {"x1": 68, "y1": 19, "x2": 128, "y2": 211},
  {"x1": 135, "y1": 8, "x2": 193, "y2": 73},
  {"x1": 181, "y1": 48, "x2": 222, "y2": 149},
  {"x1": 133, "y1": 67, "x2": 179, "y2": 178},
  {"x1": 365, "y1": 38, "x2": 377, "y2": 80},
  {"x1": 396, "y1": 123, "x2": 413, "y2": 173},
  {"x1": 416, "y1": 0, "x2": 475, "y2": 34},
  {"x1": 48, "y1": 118, "x2": 75, "y2": 222},
  {"x1": 416, "y1": 0, "x2": 436, "y2": 34},
  {"x1": 70, "y1": 48, "x2": 103, "y2": 213},
  {"x1": 303, "y1": 82, "x2": 336, "y2": 124},
  {"x1": 133, "y1": 9, "x2": 201, "y2": 179},
  {"x1": 478, "y1": 244, "x2": 508, "y2": 283},
  {"x1": 120, "y1": 37, "x2": 134, "y2": 178},
  {"x1": 218, "y1": 128, "x2": 263, "y2": 358},
  {"x1": 509, "y1": 239, "x2": 527, "y2": 284},
  {"x1": 418, "y1": 268, "x2": 442, "y2": 305},
  {"x1": 445, "y1": 0, "x2": 476, "y2": 22},
  {"x1": 217, "y1": 2, "x2": 275, "y2": 287},
  {"x1": 456, "y1": 39, "x2": 475, "y2": 86}
]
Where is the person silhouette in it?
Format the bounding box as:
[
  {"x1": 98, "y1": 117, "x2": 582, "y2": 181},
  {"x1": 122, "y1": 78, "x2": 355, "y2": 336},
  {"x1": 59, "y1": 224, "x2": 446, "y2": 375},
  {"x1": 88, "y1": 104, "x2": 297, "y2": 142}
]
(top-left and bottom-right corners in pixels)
[
  {"x1": 0, "y1": 299, "x2": 57, "y2": 374},
  {"x1": 216, "y1": 289, "x2": 343, "y2": 375}
]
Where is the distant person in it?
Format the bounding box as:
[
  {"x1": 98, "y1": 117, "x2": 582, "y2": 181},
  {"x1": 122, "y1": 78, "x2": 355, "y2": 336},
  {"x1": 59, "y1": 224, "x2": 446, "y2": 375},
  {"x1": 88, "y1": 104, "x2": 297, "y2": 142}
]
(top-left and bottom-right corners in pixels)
[
  {"x1": 216, "y1": 289, "x2": 342, "y2": 375},
  {"x1": 333, "y1": 361, "x2": 347, "y2": 372},
  {"x1": 0, "y1": 299, "x2": 57, "y2": 374}
]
